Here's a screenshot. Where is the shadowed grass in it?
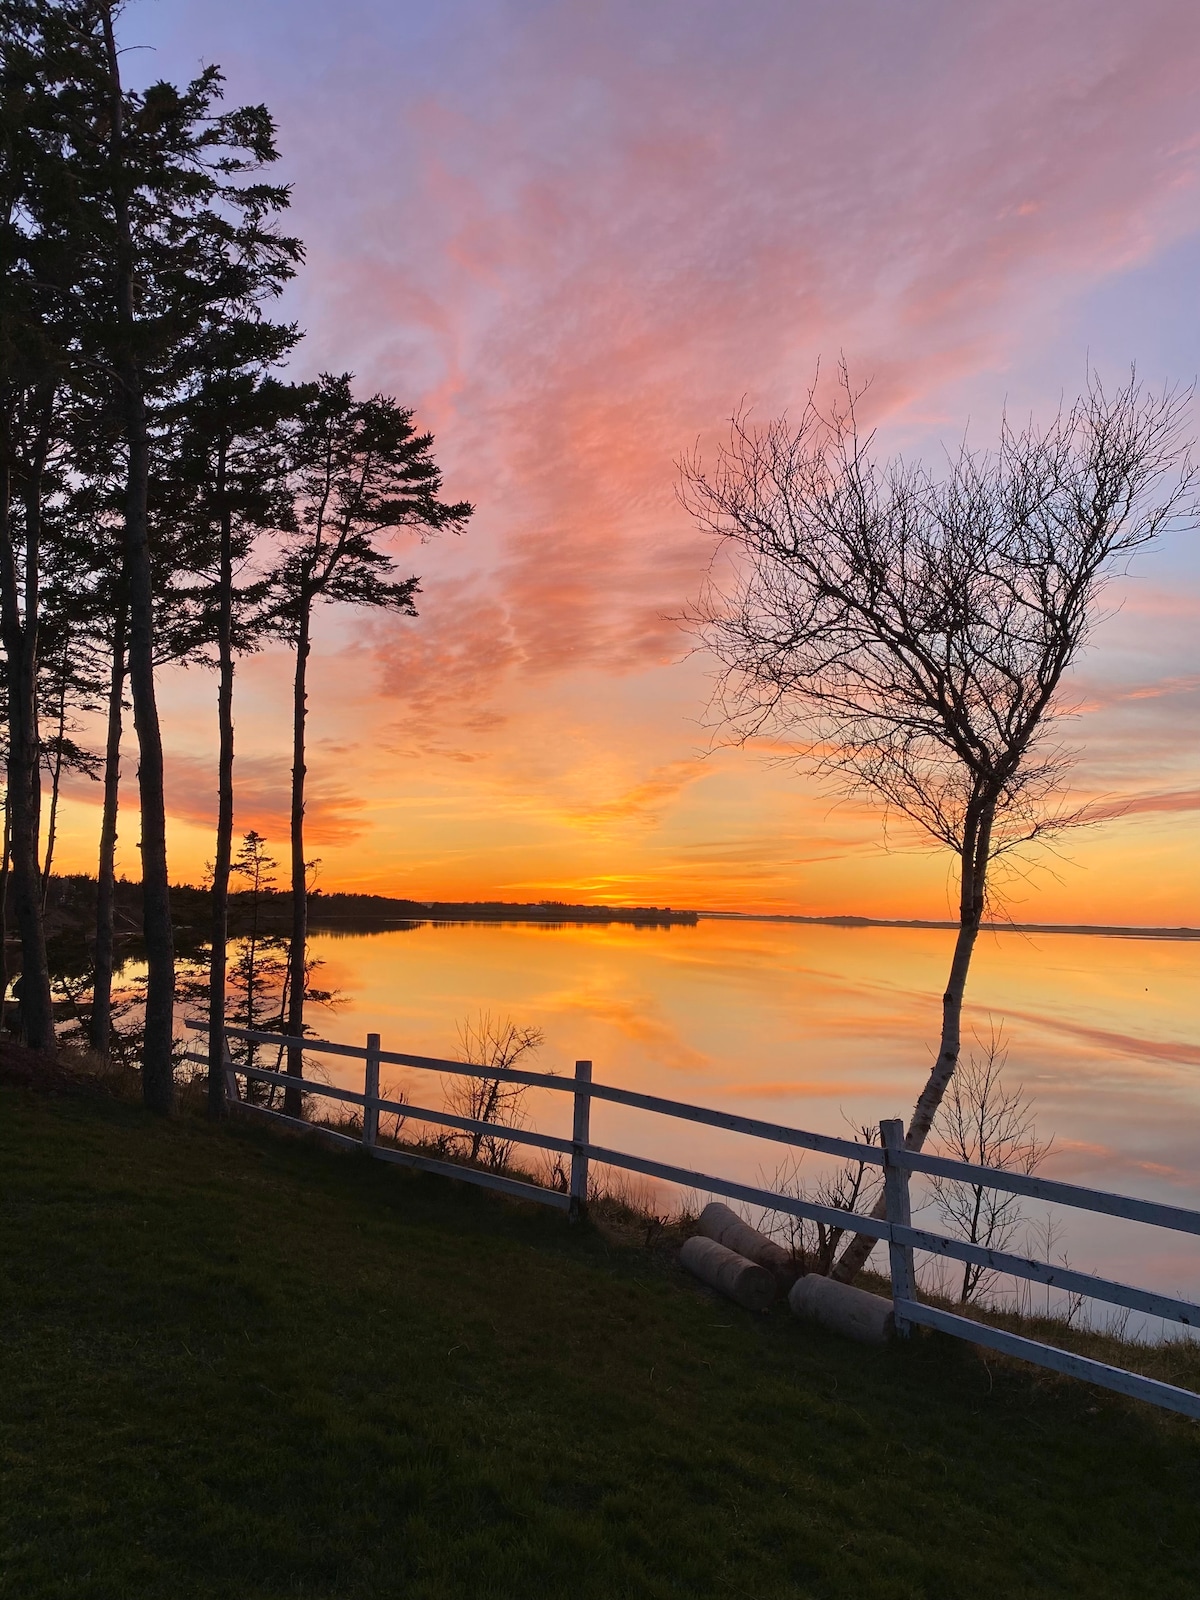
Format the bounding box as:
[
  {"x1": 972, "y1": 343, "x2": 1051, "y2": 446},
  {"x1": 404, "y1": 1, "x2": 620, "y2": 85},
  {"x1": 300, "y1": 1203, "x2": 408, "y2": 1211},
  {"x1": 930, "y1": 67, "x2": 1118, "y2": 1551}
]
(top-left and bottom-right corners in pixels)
[{"x1": 1, "y1": 1085, "x2": 1198, "y2": 1599}]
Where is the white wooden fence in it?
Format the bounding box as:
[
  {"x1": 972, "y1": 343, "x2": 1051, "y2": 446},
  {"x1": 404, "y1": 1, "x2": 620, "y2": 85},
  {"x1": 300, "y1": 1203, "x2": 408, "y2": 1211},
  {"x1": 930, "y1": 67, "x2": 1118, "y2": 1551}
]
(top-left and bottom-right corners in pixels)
[{"x1": 185, "y1": 1020, "x2": 1200, "y2": 1422}]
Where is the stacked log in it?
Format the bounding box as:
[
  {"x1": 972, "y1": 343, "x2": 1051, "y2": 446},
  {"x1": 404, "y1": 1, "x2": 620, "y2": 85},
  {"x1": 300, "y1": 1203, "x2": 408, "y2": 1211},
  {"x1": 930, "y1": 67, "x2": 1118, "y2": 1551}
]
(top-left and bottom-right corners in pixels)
[
  {"x1": 679, "y1": 1236, "x2": 775, "y2": 1311},
  {"x1": 696, "y1": 1200, "x2": 798, "y2": 1289}
]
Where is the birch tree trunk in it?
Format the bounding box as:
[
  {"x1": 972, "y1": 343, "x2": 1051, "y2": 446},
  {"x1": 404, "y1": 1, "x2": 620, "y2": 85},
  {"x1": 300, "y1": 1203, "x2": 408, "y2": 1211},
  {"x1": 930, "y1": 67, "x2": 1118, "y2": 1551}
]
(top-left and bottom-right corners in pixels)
[
  {"x1": 90, "y1": 602, "x2": 126, "y2": 1058},
  {"x1": 207, "y1": 477, "x2": 234, "y2": 1118},
  {"x1": 831, "y1": 801, "x2": 993, "y2": 1284},
  {"x1": 283, "y1": 596, "x2": 311, "y2": 1118},
  {"x1": 103, "y1": 9, "x2": 175, "y2": 1112}
]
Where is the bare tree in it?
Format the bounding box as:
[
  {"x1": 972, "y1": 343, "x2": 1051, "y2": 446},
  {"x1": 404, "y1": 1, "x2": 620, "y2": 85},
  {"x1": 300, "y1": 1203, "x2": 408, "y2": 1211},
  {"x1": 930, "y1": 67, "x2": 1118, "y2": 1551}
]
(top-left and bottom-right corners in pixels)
[
  {"x1": 928, "y1": 1029, "x2": 1050, "y2": 1304},
  {"x1": 444, "y1": 1012, "x2": 544, "y2": 1170},
  {"x1": 755, "y1": 1123, "x2": 882, "y2": 1277},
  {"x1": 683, "y1": 368, "x2": 1194, "y2": 1281}
]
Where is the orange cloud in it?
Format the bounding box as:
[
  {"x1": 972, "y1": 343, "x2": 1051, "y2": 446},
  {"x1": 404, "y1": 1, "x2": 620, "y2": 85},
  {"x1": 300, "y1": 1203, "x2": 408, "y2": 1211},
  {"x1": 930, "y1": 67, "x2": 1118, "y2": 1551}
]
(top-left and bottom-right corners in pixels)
[
  {"x1": 50, "y1": 1, "x2": 1200, "y2": 924},
  {"x1": 564, "y1": 761, "x2": 709, "y2": 828},
  {"x1": 164, "y1": 753, "x2": 369, "y2": 848}
]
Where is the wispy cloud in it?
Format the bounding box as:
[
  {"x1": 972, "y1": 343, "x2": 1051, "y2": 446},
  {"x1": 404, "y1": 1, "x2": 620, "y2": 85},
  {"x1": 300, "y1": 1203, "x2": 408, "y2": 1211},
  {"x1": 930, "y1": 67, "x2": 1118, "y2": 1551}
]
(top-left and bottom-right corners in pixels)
[
  {"x1": 164, "y1": 753, "x2": 369, "y2": 848},
  {"x1": 1087, "y1": 786, "x2": 1200, "y2": 822},
  {"x1": 563, "y1": 761, "x2": 708, "y2": 828},
  {"x1": 56, "y1": 0, "x2": 1200, "y2": 920}
]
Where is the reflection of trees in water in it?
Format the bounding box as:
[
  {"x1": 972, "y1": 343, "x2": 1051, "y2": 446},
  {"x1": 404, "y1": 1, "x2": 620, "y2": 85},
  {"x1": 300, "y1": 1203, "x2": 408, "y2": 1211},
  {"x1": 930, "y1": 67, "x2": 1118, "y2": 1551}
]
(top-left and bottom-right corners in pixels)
[
  {"x1": 14, "y1": 873, "x2": 340, "y2": 1084},
  {"x1": 306, "y1": 919, "x2": 424, "y2": 940},
  {"x1": 44, "y1": 921, "x2": 208, "y2": 1073},
  {"x1": 227, "y1": 833, "x2": 286, "y2": 1098},
  {"x1": 30, "y1": 876, "x2": 196, "y2": 1070}
]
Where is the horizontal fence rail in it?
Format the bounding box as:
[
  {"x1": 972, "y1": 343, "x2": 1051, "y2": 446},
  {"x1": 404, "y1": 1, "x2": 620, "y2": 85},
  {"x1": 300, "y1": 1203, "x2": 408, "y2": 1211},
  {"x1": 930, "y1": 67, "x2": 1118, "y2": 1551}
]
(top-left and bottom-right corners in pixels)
[
  {"x1": 215, "y1": 1026, "x2": 884, "y2": 1163},
  {"x1": 898, "y1": 1149, "x2": 1200, "y2": 1237},
  {"x1": 896, "y1": 1301, "x2": 1200, "y2": 1419},
  {"x1": 186, "y1": 1019, "x2": 1200, "y2": 1421}
]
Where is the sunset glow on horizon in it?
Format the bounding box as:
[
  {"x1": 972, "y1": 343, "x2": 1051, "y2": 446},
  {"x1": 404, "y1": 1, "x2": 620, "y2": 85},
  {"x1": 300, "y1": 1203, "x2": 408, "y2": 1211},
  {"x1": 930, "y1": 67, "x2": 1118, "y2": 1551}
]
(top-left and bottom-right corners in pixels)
[{"x1": 52, "y1": 0, "x2": 1200, "y2": 923}]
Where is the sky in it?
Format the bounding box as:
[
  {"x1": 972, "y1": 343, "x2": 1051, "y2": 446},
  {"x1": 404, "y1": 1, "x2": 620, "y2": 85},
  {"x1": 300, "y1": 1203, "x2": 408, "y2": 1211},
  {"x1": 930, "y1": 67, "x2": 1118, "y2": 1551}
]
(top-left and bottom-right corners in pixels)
[{"x1": 53, "y1": 0, "x2": 1200, "y2": 922}]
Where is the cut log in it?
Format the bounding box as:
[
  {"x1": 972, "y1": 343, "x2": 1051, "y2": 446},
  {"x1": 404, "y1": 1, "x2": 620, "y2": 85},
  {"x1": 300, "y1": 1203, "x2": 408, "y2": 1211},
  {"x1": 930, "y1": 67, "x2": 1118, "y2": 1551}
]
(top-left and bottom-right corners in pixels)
[
  {"x1": 697, "y1": 1200, "x2": 798, "y2": 1287},
  {"x1": 788, "y1": 1273, "x2": 895, "y2": 1345},
  {"x1": 679, "y1": 1235, "x2": 775, "y2": 1311}
]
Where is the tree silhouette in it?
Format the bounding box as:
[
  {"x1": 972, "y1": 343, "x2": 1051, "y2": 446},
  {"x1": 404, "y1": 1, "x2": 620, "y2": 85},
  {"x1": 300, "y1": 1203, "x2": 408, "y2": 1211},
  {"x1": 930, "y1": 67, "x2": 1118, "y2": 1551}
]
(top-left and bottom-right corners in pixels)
[
  {"x1": 159, "y1": 325, "x2": 303, "y2": 1115},
  {"x1": 272, "y1": 373, "x2": 471, "y2": 1114},
  {"x1": 683, "y1": 369, "x2": 1195, "y2": 1281}
]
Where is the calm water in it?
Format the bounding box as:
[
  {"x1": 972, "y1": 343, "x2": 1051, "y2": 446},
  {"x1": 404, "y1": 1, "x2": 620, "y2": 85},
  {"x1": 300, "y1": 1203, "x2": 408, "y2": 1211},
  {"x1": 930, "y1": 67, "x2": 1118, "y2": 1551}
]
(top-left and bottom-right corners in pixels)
[{"x1": 274, "y1": 917, "x2": 1200, "y2": 1319}]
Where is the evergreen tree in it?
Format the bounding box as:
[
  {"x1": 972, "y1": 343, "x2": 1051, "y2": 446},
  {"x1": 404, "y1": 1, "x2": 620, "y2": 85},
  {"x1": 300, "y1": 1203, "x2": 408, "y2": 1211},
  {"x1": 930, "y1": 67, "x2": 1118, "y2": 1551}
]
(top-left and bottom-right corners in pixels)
[
  {"x1": 93, "y1": 3, "x2": 300, "y2": 1107},
  {"x1": 0, "y1": 0, "x2": 91, "y2": 1050},
  {"x1": 159, "y1": 329, "x2": 304, "y2": 1115},
  {"x1": 273, "y1": 374, "x2": 471, "y2": 1113}
]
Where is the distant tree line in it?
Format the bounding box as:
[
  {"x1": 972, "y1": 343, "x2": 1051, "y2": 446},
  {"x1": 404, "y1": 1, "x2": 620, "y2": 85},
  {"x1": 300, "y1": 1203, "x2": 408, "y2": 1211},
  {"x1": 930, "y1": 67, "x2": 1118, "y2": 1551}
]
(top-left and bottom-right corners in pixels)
[{"x1": 0, "y1": 1, "x2": 472, "y2": 1111}]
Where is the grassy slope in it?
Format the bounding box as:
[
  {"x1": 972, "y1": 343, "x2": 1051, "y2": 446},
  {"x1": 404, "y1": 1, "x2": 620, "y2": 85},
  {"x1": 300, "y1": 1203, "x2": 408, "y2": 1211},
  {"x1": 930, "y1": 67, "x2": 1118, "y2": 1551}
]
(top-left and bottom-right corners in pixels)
[{"x1": 1, "y1": 1088, "x2": 1198, "y2": 1600}]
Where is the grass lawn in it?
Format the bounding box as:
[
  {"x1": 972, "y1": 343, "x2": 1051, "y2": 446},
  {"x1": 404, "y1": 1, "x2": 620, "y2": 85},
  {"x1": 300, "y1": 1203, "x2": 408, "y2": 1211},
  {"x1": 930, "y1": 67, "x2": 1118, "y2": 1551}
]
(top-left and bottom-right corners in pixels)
[{"x1": 2, "y1": 1085, "x2": 1198, "y2": 1599}]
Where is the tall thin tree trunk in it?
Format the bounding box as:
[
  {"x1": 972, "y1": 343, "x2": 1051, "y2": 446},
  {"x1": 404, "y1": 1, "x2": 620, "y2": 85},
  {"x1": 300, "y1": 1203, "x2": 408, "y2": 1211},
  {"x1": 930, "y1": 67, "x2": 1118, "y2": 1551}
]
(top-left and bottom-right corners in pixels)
[
  {"x1": 207, "y1": 475, "x2": 234, "y2": 1118},
  {"x1": 284, "y1": 598, "x2": 310, "y2": 1118},
  {"x1": 90, "y1": 600, "x2": 126, "y2": 1057},
  {"x1": 40, "y1": 644, "x2": 69, "y2": 908},
  {"x1": 0, "y1": 789, "x2": 11, "y2": 1031},
  {"x1": 245, "y1": 864, "x2": 263, "y2": 1089},
  {"x1": 0, "y1": 438, "x2": 56, "y2": 1052},
  {"x1": 103, "y1": 9, "x2": 175, "y2": 1112},
  {"x1": 831, "y1": 803, "x2": 993, "y2": 1285}
]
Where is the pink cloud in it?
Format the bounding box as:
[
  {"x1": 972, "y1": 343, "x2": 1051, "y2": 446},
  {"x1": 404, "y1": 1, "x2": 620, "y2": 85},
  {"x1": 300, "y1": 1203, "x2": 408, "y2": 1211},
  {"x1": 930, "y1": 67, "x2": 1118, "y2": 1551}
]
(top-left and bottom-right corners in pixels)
[
  {"x1": 368, "y1": 581, "x2": 520, "y2": 740},
  {"x1": 1088, "y1": 786, "x2": 1200, "y2": 822},
  {"x1": 87, "y1": 0, "x2": 1200, "y2": 919},
  {"x1": 295, "y1": 0, "x2": 1200, "y2": 734}
]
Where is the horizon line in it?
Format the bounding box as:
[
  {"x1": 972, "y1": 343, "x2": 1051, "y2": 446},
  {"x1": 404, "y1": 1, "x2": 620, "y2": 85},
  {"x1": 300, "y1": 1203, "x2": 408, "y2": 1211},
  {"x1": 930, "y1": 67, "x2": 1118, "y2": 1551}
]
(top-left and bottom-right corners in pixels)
[{"x1": 694, "y1": 911, "x2": 1200, "y2": 940}]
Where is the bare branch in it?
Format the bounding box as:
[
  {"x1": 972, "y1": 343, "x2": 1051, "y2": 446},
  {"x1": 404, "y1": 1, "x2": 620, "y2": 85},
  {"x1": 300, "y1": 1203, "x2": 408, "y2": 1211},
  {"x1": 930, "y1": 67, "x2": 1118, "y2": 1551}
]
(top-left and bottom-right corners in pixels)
[{"x1": 682, "y1": 368, "x2": 1196, "y2": 877}]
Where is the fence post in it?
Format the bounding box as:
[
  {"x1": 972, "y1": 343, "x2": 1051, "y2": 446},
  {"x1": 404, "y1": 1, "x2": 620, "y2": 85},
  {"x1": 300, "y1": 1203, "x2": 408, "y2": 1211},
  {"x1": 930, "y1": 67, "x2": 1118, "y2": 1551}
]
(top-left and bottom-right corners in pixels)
[
  {"x1": 569, "y1": 1059, "x2": 592, "y2": 1222},
  {"x1": 363, "y1": 1033, "x2": 381, "y2": 1150},
  {"x1": 881, "y1": 1117, "x2": 915, "y2": 1337}
]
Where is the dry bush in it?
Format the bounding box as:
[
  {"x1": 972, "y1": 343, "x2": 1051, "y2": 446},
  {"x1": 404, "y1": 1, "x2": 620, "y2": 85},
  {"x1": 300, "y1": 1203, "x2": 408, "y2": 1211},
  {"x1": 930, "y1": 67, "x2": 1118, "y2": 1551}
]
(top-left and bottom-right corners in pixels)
[
  {"x1": 747, "y1": 1124, "x2": 882, "y2": 1276},
  {"x1": 443, "y1": 1012, "x2": 544, "y2": 1170},
  {"x1": 928, "y1": 1028, "x2": 1052, "y2": 1304}
]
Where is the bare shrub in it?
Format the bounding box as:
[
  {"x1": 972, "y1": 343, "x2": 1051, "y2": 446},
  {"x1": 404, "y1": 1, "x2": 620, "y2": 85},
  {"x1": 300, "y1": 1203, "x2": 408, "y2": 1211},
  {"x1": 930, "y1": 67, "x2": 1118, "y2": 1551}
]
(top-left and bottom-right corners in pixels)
[
  {"x1": 443, "y1": 1012, "x2": 544, "y2": 1170},
  {"x1": 538, "y1": 1150, "x2": 570, "y2": 1192},
  {"x1": 378, "y1": 1082, "x2": 409, "y2": 1144},
  {"x1": 929, "y1": 1029, "x2": 1052, "y2": 1304},
  {"x1": 1015, "y1": 1211, "x2": 1085, "y2": 1328},
  {"x1": 752, "y1": 1124, "x2": 882, "y2": 1275},
  {"x1": 589, "y1": 1166, "x2": 663, "y2": 1218}
]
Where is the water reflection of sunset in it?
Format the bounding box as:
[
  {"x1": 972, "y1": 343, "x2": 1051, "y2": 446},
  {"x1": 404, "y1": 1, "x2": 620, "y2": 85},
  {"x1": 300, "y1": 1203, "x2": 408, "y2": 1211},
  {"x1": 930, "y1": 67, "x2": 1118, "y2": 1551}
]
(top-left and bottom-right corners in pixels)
[{"x1": 300, "y1": 919, "x2": 1200, "y2": 1306}]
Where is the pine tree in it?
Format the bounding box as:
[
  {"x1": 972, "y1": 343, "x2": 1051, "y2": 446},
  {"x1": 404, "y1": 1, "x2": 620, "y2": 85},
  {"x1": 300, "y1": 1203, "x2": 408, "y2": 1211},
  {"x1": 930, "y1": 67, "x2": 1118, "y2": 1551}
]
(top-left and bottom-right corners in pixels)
[
  {"x1": 273, "y1": 374, "x2": 471, "y2": 1112},
  {"x1": 159, "y1": 329, "x2": 304, "y2": 1115}
]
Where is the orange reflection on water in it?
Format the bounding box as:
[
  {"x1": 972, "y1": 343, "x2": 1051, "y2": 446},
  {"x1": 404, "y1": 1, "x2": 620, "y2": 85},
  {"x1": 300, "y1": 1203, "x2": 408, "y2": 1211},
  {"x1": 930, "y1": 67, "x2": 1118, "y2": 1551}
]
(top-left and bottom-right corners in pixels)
[{"x1": 306, "y1": 918, "x2": 1200, "y2": 1299}]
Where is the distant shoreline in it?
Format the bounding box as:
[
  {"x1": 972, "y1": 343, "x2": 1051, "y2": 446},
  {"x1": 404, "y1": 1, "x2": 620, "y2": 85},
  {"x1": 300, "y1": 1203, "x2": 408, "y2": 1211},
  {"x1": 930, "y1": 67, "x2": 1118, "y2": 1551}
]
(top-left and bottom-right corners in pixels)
[
  {"x1": 42, "y1": 876, "x2": 1190, "y2": 942},
  {"x1": 693, "y1": 911, "x2": 1200, "y2": 941}
]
